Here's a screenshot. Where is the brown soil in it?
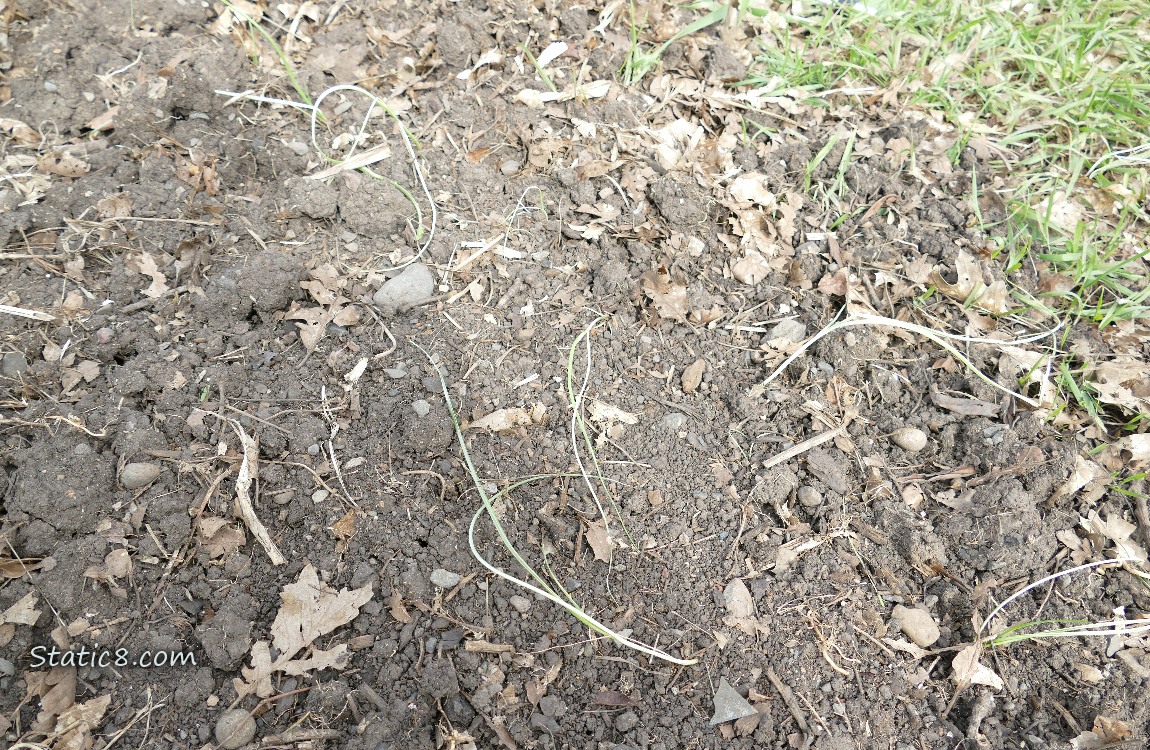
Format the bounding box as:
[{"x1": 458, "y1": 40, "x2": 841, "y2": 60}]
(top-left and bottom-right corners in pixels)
[{"x1": 2, "y1": 2, "x2": 1148, "y2": 749}]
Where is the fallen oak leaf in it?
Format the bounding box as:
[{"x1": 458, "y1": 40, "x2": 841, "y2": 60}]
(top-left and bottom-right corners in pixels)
[
  {"x1": 235, "y1": 563, "x2": 373, "y2": 698},
  {"x1": 638, "y1": 264, "x2": 689, "y2": 322}
]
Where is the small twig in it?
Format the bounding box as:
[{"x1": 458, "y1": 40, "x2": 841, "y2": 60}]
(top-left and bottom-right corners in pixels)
[
  {"x1": 766, "y1": 666, "x2": 811, "y2": 736},
  {"x1": 762, "y1": 424, "x2": 848, "y2": 471}
]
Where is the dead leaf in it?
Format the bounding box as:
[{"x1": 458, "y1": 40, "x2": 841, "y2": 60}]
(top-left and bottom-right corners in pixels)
[
  {"x1": 584, "y1": 521, "x2": 612, "y2": 563},
  {"x1": 1080, "y1": 510, "x2": 1148, "y2": 565},
  {"x1": 0, "y1": 117, "x2": 39, "y2": 144},
  {"x1": 0, "y1": 592, "x2": 41, "y2": 627},
  {"x1": 952, "y1": 644, "x2": 1003, "y2": 690},
  {"x1": 929, "y1": 249, "x2": 1009, "y2": 313},
  {"x1": 1048, "y1": 455, "x2": 1110, "y2": 506},
  {"x1": 728, "y1": 173, "x2": 776, "y2": 207},
  {"x1": 134, "y1": 252, "x2": 170, "y2": 298},
  {"x1": 197, "y1": 516, "x2": 246, "y2": 559},
  {"x1": 388, "y1": 589, "x2": 412, "y2": 624},
  {"x1": 638, "y1": 264, "x2": 689, "y2": 322},
  {"x1": 37, "y1": 151, "x2": 89, "y2": 178},
  {"x1": 468, "y1": 407, "x2": 533, "y2": 432},
  {"x1": 54, "y1": 693, "x2": 111, "y2": 750},
  {"x1": 1092, "y1": 359, "x2": 1150, "y2": 414},
  {"x1": 929, "y1": 386, "x2": 999, "y2": 417},
  {"x1": 732, "y1": 251, "x2": 772, "y2": 285},
  {"x1": 235, "y1": 563, "x2": 374, "y2": 698}
]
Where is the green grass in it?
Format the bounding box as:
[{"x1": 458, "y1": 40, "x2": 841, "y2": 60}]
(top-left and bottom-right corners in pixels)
[
  {"x1": 737, "y1": 0, "x2": 1150, "y2": 431},
  {"x1": 622, "y1": 0, "x2": 729, "y2": 85},
  {"x1": 980, "y1": 559, "x2": 1150, "y2": 648}
]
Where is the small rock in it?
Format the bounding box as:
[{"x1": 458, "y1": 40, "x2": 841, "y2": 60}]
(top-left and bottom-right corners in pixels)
[
  {"x1": 1, "y1": 352, "x2": 29, "y2": 378},
  {"x1": 311, "y1": 489, "x2": 329, "y2": 503},
  {"x1": 615, "y1": 710, "x2": 641, "y2": 732},
  {"x1": 890, "y1": 427, "x2": 928, "y2": 452},
  {"x1": 509, "y1": 595, "x2": 531, "y2": 614},
  {"x1": 769, "y1": 319, "x2": 808, "y2": 343},
  {"x1": 797, "y1": 485, "x2": 823, "y2": 508},
  {"x1": 120, "y1": 462, "x2": 161, "y2": 490},
  {"x1": 662, "y1": 412, "x2": 687, "y2": 431},
  {"x1": 372, "y1": 262, "x2": 435, "y2": 313},
  {"x1": 214, "y1": 709, "x2": 257, "y2": 750},
  {"x1": 530, "y1": 713, "x2": 561, "y2": 734},
  {"x1": 383, "y1": 368, "x2": 407, "y2": 379},
  {"x1": 682, "y1": 359, "x2": 706, "y2": 393},
  {"x1": 500, "y1": 160, "x2": 521, "y2": 176},
  {"x1": 891, "y1": 604, "x2": 940, "y2": 647},
  {"x1": 412, "y1": 399, "x2": 431, "y2": 417},
  {"x1": 430, "y1": 569, "x2": 461, "y2": 588},
  {"x1": 710, "y1": 678, "x2": 757, "y2": 725}
]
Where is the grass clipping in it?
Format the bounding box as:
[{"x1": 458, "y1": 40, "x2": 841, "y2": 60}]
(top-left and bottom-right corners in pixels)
[{"x1": 417, "y1": 321, "x2": 695, "y2": 666}]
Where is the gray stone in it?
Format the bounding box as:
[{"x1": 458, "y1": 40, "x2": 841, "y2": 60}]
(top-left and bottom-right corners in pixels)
[
  {"x1": 509, "y1": 594, "x2": 531, "y2": 613},
  {"x1": 372, "y1": 262, "x2": 435, "y2": 313},
  {"x1": 1, "y1": 352, "x2": 28, "y2": 378},
  {"x1": 120, "y1": 462, "x2": 161, "y2": 490},
  {"x1": 412, "y1": 399, "x2": 431, "y2": 417},
  {"x1": 710, "y1": 678, "x2": 757, "y2": 725},
  {"x1": 769, "y1": 319, "x2": 808, "y2": 343},
  {"x1": 430, "y1": 568, "x2": 461, "y2": 588},
  {"x1": 214, "y1": 709, "x2": 256, "y2": 750},
  {"x1": 891, "y1": 604, "x2": 941, "y2": 647},
  {"x1": 797, "y1": 485, "x2": 823, "y2": 508}
]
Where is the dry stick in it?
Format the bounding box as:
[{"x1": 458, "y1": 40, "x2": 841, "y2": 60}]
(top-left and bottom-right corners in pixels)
[
  {"x1": 766, "y1": 666, "x2": 811, "y2": 736},
  {"x1": 762, "y1": 424, "x2": 849, "y2": 471}
]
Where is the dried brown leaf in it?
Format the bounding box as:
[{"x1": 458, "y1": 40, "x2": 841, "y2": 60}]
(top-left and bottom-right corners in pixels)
[
  {"x1": 0, "y1": 592, "x2": 40, "y2": 626},
  {"x1": 638, "y1": 265, "x2": 689, "y2": 322},
  {"x1": 584, "y1": 521, "x2": 612, "y2": 563},
  {"x1": 389, "y1": 589, "x2": 412, "y2": 624},
  {"x1": 236, "y1": 563, "x2": 373, "y2": 698},
  {"x1": 197, "y1": 516, "x2": 246, "y2": 559},
  {"x1": 37, "y1": 151, "x2": 89, "y2": 178}
]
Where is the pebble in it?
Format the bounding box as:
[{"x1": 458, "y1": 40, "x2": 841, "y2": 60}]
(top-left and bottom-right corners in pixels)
[
  {"x1": 214, "y1": 709, "x2": 256, "y2": 750},
  {"x1": 120, "y1": 462, "x2": 161, "y2": 490},
  {"x1": 769, "y1": 319, "x2": 808, "y2": 343},
  {"x1": 383, "y1": 368, "x2": 407, "y2": 379},
  {"x1": 662, "y1": 412, "x2": 687, "y2": 431},
  {"x1": 430, "y1": 569, "x2": 461, "y2": 588},
  {"x1": 1, "y1": 352, "x2": 28, "y2": 378},
  {"x1": 710, "y1": 678, "x2": 758, "y2": 725},
  {"x1": 891, "y1": 604, "x2": 941, "y2": 647},
  {"x1": 500, "y1": 160, "x2": 521, "y2": 176},
  {"x1": 797, "y1": 485, "x2": 823, "y2": 508},
  {"x1": 372, "y1": 262, "x2": 435, "y2": 313},
  {"x1": 890, "y1": 427, "x2": 928, "y2": 452},
  {"x1": 509, "y1": 595, "x2": 531, "y2": 614},
  {"x1": 412, "y1": 399, "x2": 431, "y2": 417}
]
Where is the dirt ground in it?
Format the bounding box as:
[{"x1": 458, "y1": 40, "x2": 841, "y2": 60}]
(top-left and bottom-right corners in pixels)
[{"x1": 2, "y1": 1, "x2": 1149, "y2": 749}]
